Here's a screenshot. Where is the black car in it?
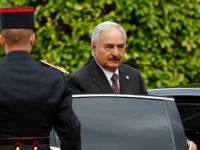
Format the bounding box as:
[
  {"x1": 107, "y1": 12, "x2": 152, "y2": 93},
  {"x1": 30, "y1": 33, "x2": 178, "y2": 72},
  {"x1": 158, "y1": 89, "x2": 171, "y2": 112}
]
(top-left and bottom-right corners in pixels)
[
  {"x1": 50, "y1": 94, "x2": 188, "y2": 150},
  {"x1": 148, "y1": 87, "x2": 200, "y2": 149}
]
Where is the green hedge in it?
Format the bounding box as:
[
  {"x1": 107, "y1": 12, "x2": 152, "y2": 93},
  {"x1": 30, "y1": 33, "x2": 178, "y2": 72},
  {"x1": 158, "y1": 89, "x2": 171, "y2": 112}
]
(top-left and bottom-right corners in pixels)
[{"x1": 1, "y1": 0, "x2": 200, "y2": 89}]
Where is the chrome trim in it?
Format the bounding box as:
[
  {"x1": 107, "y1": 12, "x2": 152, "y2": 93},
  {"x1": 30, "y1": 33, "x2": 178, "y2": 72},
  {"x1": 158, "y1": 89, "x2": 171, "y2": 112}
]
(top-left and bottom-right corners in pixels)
[{"x1": 72, "y1": 94, "x2": 174, "y2": 101}]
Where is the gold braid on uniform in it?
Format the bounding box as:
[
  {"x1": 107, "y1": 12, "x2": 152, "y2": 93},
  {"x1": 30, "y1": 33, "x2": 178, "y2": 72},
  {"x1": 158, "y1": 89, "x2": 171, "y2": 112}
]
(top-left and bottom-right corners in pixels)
[{"x1": 40, "y1": 60, "x2": 69, "y2": 74}]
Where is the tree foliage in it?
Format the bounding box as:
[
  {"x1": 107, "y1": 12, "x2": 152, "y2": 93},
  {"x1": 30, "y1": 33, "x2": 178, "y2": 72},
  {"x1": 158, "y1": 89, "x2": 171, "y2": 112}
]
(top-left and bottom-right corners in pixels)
[{"x1": 1, "y1": 0, "x2": 200, "y2": 89}]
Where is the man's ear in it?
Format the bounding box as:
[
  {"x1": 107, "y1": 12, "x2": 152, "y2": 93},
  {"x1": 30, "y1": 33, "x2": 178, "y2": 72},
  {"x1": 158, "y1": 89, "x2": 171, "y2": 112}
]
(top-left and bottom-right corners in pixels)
[
  {"x1": 0, "y1": 35, "x2": 5, "y2": 47},
  {"x1": 30, "y1": 33, "x2": 35, "y2": 46},
  {"x1": 91, "y1": 42, "x2": 96, "y2": 55}
]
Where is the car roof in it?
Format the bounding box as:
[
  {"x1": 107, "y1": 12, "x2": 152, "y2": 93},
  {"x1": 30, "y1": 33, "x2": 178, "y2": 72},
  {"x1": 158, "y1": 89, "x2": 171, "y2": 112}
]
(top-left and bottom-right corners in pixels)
[{"x1": 148, "y1": 88, "x2": 200, "y2": 96}]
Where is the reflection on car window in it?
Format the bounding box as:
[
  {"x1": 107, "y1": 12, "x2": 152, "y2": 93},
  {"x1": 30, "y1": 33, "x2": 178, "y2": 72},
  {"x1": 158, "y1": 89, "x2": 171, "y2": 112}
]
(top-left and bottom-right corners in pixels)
[{"x1": 178, "y1": 107, "x2": 200, "y2": 119}]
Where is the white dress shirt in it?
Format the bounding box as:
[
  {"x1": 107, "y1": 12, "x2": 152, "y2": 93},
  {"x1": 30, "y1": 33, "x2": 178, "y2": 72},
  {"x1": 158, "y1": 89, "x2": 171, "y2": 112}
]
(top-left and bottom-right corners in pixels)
[{"x1": 95, "y1": 60, "x2": 120, "y2": 87}]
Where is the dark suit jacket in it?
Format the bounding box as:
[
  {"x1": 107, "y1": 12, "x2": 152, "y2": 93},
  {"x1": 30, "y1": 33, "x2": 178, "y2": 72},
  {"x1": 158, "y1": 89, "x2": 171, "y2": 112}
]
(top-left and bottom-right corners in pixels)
[
  {"x1": 0, "y1": 51, "x2": 81, "y2": 150},
  {"x1": 68, "y1": 58, "x2": 147, "y2": 95}
]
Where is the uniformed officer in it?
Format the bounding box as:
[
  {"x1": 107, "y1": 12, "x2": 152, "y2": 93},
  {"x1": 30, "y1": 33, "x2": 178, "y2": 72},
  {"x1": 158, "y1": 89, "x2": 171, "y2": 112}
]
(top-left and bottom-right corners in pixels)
[{"x1": 0, "y1": 6, "x2": 81, "y2": 150}]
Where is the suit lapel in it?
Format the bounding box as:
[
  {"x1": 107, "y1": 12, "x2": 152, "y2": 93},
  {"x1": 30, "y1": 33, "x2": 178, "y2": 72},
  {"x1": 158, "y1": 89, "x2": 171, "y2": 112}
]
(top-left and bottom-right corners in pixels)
[
  {"x1": 90, "y1": 59, "x2": 113, "y2": 93},
  {"x1": 119, "y1": 66, "x2": 131, "y2": 93}
]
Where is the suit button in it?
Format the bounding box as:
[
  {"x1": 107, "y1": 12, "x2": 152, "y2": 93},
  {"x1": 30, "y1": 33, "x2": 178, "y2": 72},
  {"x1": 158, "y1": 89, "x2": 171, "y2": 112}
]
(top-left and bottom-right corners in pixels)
[
  {"x1": 15, "y1": 147, "x2": 20, "y2": 150},
  {"x1": 33, "y1": 146, "x2": 38, "y2": 150}
]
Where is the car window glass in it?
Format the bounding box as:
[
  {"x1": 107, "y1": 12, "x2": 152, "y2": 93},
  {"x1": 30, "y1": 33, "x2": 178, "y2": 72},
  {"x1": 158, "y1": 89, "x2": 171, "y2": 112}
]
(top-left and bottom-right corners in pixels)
[
  {"x1": 177, "y1": 106, "x2": 200, "y2": 149},
  {"x1": 73, "y1": 97, "x2": 174, "y2": 150}
]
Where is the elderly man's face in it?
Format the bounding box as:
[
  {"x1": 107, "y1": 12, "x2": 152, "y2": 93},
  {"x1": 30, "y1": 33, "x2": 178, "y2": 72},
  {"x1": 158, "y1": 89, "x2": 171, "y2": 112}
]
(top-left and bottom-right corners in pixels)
[{"x1": 92, "y1": 27, "x2": 125, "y2": 73}]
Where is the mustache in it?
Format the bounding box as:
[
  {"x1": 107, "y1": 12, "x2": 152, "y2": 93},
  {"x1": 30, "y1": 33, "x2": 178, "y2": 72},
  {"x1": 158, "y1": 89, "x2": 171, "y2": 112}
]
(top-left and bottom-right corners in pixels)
[{"x1": 108, "y1": 56, "x2": 120, "y2": 61}]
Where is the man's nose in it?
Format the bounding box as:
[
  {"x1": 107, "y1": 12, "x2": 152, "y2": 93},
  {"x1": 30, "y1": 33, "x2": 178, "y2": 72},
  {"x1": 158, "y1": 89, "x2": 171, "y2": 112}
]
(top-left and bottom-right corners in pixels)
[{"x1": 112, "y1": 46, "x2": 120, "y2": 55}]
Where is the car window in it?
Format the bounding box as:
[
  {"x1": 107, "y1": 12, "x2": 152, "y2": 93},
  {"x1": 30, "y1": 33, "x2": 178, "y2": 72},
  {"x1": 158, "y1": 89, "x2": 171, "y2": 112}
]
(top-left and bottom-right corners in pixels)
[
  {"x1": 71, "y1": 94, "x2": 187, "y2": 150},
  {"x1": 176, "y1": 98, "x2": 200, "y2": 149}
]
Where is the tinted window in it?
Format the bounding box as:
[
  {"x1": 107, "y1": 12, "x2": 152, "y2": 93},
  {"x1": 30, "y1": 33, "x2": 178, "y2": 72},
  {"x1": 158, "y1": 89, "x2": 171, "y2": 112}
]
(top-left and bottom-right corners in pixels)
[
  {"x1": 177, "y1": 105, "x2": 200, "y2": 148},
  {"x1": 73, "y1": 96, "x2": 185, "y2": 150},
  {"x1": 174, "y1": 96, "x2": 200, "y2": 149}
]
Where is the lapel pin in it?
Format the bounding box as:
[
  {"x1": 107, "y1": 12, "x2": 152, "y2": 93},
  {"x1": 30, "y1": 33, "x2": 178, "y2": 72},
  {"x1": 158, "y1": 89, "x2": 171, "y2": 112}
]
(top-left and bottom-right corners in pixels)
[{"x1": 126, "y1": 75, "x2": 130, "y2": 80}]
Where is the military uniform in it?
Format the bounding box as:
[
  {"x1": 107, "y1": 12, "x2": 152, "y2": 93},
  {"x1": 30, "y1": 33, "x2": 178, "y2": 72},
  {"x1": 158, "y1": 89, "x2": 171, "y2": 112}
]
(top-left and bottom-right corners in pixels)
[
  {"x1": 0, "y1": 51, "x2": 81, "y2": 150},
  {"x1": 0, "y1": 7, "x2": 81, "y2": 150}
]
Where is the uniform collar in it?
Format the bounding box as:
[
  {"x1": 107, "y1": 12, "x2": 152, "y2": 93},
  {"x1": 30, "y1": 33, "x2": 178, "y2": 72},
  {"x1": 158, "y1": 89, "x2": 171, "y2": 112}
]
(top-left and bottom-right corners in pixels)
[{"x1": 4, "y1": 51, "x2": 31, "y2": 61}]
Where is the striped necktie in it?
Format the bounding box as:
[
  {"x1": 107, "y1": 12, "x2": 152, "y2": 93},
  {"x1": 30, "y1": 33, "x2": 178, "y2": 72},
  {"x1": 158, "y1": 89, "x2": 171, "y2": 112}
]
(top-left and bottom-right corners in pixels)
[{"x1": 111, "y1": 73, "x2": 120, "y2": 94}]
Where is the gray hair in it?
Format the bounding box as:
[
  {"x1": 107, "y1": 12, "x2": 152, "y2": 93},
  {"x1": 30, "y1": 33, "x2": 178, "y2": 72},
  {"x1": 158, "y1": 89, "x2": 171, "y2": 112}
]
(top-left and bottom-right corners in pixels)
[{"x1": 91, "y1": 21, "x2": 127, "y2": 47}]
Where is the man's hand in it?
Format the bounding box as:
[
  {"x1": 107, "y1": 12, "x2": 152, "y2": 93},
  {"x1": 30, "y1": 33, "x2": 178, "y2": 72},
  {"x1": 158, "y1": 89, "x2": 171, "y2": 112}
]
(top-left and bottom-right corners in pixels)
[{"x1": 187, "y1": 140, "x2": 197, "y2": 150}]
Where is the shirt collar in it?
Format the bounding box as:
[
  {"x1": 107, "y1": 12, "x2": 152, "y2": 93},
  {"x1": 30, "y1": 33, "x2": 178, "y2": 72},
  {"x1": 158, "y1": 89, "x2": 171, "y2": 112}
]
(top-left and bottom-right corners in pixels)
[{"x1": 95, "y1": 59, "x2": 119, "y2": 85}]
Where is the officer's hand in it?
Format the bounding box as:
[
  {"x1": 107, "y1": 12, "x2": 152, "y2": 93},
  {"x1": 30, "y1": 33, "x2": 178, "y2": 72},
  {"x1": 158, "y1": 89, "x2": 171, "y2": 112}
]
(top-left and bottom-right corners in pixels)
[{"x1": 187, "y1": 140, "x2": 197, "y2": 150}]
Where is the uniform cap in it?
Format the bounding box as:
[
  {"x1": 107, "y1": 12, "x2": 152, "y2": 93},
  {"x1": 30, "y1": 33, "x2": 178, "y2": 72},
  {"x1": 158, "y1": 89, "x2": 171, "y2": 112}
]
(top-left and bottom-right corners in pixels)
[{"x1": 0, "y1": 6, "x2": 34, "y2": 29}]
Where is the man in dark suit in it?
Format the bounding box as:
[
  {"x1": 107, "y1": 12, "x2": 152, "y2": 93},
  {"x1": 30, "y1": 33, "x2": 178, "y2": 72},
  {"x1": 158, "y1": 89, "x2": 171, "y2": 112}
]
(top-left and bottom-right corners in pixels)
[
  {"x1": 68, "y1": 21, "x2": 147, "y2": 95},
  {"x1": 68, "y1": 21, "x2": 197, "y2": 150},
  {"x1": 0, "y1": 7, "x2": 80, "y2": 150},
  {"x1": 68, "y1": 58, "x2": 147, "y2": 94}
]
